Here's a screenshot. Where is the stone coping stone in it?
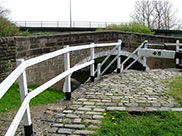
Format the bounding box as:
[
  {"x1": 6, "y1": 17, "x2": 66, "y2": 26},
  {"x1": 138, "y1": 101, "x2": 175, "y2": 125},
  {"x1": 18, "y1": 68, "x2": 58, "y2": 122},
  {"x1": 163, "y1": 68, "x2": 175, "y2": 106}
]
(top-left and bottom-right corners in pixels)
[{"x1": 106, "y1": 107, "x2": 182, "y2": 112}]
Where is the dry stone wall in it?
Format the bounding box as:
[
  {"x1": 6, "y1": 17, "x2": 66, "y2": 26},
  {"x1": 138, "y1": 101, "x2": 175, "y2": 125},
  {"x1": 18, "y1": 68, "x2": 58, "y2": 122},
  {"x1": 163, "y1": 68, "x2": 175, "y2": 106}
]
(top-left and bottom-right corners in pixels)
[{"x1": 0, "y1": 31, "x2": 181, "y2": 90}]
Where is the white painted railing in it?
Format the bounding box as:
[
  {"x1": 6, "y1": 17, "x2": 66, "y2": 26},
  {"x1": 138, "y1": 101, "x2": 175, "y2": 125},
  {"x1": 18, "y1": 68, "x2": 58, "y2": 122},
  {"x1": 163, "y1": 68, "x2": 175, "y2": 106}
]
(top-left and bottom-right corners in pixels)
[
  {"x1": 119, "y1": 40, "x2": 181, "y2": 72},
  {"x1": 119, "y1": 40, "x2": 148, "y2": 71},
  {"x1": 95, "y1": 40, "x2": 122, "y2": 77},
  {"x1": 146, "y1": 40, "x2": 181, "y2": 68},
  {"x1": 0, "y1": 40, "x2": 122, "y2": 136}
]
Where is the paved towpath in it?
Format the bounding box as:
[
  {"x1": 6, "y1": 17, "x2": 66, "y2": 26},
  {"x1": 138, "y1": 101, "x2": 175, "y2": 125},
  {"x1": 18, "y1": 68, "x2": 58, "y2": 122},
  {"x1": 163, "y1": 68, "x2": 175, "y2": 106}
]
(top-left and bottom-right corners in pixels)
[
  {"x1": 47, "y1": 69, "x2": 182, "y2": 135},
  {"x1": 1, "y1": 69, "x2": 182, "y2": 136}
]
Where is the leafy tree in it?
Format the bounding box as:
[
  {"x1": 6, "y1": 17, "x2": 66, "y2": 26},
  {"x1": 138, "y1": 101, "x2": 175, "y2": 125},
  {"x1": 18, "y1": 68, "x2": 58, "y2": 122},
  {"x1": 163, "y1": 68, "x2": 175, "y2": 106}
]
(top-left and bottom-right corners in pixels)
[{"x1": 0, "y1": 4, "x2": 19, "y2": 37}]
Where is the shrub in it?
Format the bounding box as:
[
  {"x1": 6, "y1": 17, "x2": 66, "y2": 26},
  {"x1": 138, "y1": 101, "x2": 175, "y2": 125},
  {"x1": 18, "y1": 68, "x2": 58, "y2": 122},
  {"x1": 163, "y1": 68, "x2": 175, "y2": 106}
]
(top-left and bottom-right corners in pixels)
[
  {"x1": 17, "y1": 29, "x2": 30, "y2": 36},
  {"x1": 0, "y1": 16, "x2": 19, "y2": 37},
  {"x1": 97, "y1": 22, "x2": 154, "y2": 35}
]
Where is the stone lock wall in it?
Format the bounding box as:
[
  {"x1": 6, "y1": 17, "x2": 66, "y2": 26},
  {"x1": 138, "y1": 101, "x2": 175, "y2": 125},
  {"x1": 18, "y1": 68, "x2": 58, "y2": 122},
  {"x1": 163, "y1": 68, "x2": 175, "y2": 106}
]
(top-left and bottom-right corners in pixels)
[
  {"x1": 14, "y1": 32, "x2": 117, "y2": 90},
  {"x1": 116, "y1": 32, "x2": 179, "y2": 69},
  {"x1": 0, "y1": 37, "x2": 16, "y2": 82},
  {"x1": 0, "y1": 31, "x2": 181, "y2": 90}
]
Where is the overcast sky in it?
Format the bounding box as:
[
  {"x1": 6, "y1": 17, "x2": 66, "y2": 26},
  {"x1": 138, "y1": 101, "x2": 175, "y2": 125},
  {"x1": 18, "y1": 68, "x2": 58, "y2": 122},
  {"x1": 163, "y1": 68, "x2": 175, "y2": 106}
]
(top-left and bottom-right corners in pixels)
[{"x1": 1, "y1": 0, "x2": 182, "y2": 23}]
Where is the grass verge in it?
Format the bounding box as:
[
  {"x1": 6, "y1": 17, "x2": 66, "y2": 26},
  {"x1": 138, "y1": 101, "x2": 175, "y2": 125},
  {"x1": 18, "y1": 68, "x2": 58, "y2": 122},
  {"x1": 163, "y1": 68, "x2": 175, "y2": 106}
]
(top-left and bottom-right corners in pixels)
[
  {"x1": 94, "y1": 111, "x2": 182, "y2": 136},
  {"x1": 168, "y1": 76, "x2": 182, "y2": 104},
  {"x1": 0, "y1": 84, "x2": 64, "y2": 112}
]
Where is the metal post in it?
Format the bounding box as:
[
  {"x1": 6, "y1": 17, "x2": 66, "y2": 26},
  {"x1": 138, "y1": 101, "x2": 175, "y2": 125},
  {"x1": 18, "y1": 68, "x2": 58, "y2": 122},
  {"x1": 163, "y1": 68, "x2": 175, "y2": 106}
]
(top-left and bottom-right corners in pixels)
[
  {"x1": 16, "y1": 59, "x2": 34, "y2": 136},
  {"x1": 142, "y1": 41, "x2": 148, "y2": 71},
  {"x1": 176, "y1": 40, "x2": 180, "y2": 68},
  {"x1": 90, "y1": 43, "x2": 95, "y2": 82},
  {"x1": 97, "y1": 63, "x2": 101, "y2": 78},
  {"x1": 117, "y1": 40, "x2": 122, "y2": 73},
  {"x1": 64, "y1": 45, "x2": 71, "y2": 100},
  {"x1": 41, "y1": 21, "x2": 43, "y2": 27},
  {"x1": 105, "y1": 22, "x2": 107, "y2": 28},
  {"x1": 70, "y1": 0, "x2": 72, "y2": 28},
  {"x1": 25, "y1": 21, "x2": 27, "y2": 27}
]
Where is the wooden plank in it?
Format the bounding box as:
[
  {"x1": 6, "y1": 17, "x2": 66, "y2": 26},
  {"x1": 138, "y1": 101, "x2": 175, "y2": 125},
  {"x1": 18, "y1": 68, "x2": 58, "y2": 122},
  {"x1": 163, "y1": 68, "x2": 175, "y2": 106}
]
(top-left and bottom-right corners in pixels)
[
  {"x1": 70, "y1": 44, "x2": 94, "y2": 51},
  {"x1": 101, "y1": 55, "x2": 118, "y2": 75},
  {"x1": 64, "y1": 45, "x2": 71, "y2": 93},
  {"x1": 125, "y1": 56, "x2": 141, "y2": 70},
  {"x1": 29, "y1": 70, "x2": 69, "y2": 99},
  {"x1": 97, "y1": 63, "x2": 101, "y2": 78},
  {"x1": 90, "y1": 44, "x2": 95, "y2": 77},
  {"x1": 120, "y1": 40, "x2": 147, "y2": 68},
  {"x1": 138, "y1": 48, "x2": 175, "y2": 59},
  {"x1": 117, "y1": 40, "x2": 122, "y2": 70},
  {"x1": 70, "y1": 60, "x2": 94, "y2": 73},
  {"x1": 147, "y1": 43, "x2": 182, "y2": 46},
  {"x1": 26, "y1": 48, "x2": 69, "y2": 67},
  {"x1": 95, "y1": 42, "x2": 120, "y2": 47}
]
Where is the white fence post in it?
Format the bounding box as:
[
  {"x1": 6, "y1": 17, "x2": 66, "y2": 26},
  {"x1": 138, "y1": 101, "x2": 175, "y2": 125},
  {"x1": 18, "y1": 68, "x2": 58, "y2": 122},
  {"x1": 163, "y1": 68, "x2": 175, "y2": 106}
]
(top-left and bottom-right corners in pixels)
[
  {"x1": 121, "y1": 64, "x2": 124, "y2": 71},
  {"x1": 97, "y1": 63, "x2": 101, "y2": 78},
  {"x1": 16, "y1": 59, "x2": 33, "y2": 136},
  {"x1": 90, "y1": 43, "x2": 95, "y2": 82},
  {"x1": 64, "y1": 45, "x2": 71, "y2": 100},
  {"x1": 117, "y1": 40, "x2": 122, "y2": 73},
  {"x1": 142, "y1": 40, "x2": 148, "y2": 71},
  {"x1": 176, "y1": 40, "x2": 180, "y2": 68}
]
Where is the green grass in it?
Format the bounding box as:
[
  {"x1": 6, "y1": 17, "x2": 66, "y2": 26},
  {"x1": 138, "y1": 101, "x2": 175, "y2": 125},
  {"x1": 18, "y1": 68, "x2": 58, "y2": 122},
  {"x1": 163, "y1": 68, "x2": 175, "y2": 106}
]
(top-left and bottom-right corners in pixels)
[
  {"x1": 17, "y1": 30, "x2": 50, "y2": 36},
  {"x1": 0, "y1": 84, "x2": 64, "y2": 112},
  {"x1": 168, "y1": 76, "x2": 182, "y2": 104},
  {"x1": 94, "y1": 111, "x2": 182, "y2": 136}
]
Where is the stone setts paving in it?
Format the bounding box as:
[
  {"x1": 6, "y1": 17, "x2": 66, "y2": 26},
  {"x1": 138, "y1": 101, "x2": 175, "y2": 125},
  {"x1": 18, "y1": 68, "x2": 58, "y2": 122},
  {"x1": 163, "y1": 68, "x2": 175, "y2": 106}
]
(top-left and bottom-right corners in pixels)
[
  {"x1": 48, "y1": 69, "x2": 182, "y2": 135},
  {"x1": 1, "y1": 69, "x2": 182, "y2": 136}
]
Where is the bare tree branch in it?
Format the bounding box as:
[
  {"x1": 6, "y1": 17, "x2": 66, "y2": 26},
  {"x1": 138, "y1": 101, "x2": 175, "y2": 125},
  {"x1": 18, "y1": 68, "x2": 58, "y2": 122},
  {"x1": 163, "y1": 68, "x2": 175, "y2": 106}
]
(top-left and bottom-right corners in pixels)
[
  {"x1": 0, "y1": 2, "x2": 9, "y2": 18},
  {"x1": 131, "y1": 0, "x2": 179, "y2": 30}
]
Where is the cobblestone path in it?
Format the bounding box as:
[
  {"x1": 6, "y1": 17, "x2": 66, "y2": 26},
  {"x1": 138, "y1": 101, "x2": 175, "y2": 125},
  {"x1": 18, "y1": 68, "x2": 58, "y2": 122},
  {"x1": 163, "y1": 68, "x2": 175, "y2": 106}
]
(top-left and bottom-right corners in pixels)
[
  {"x1": 48, "y1": 69, "x2": 182, "y2": 135},
  {"x1": 1, "y1": 69, "x2": 182, "y2": 136}
]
